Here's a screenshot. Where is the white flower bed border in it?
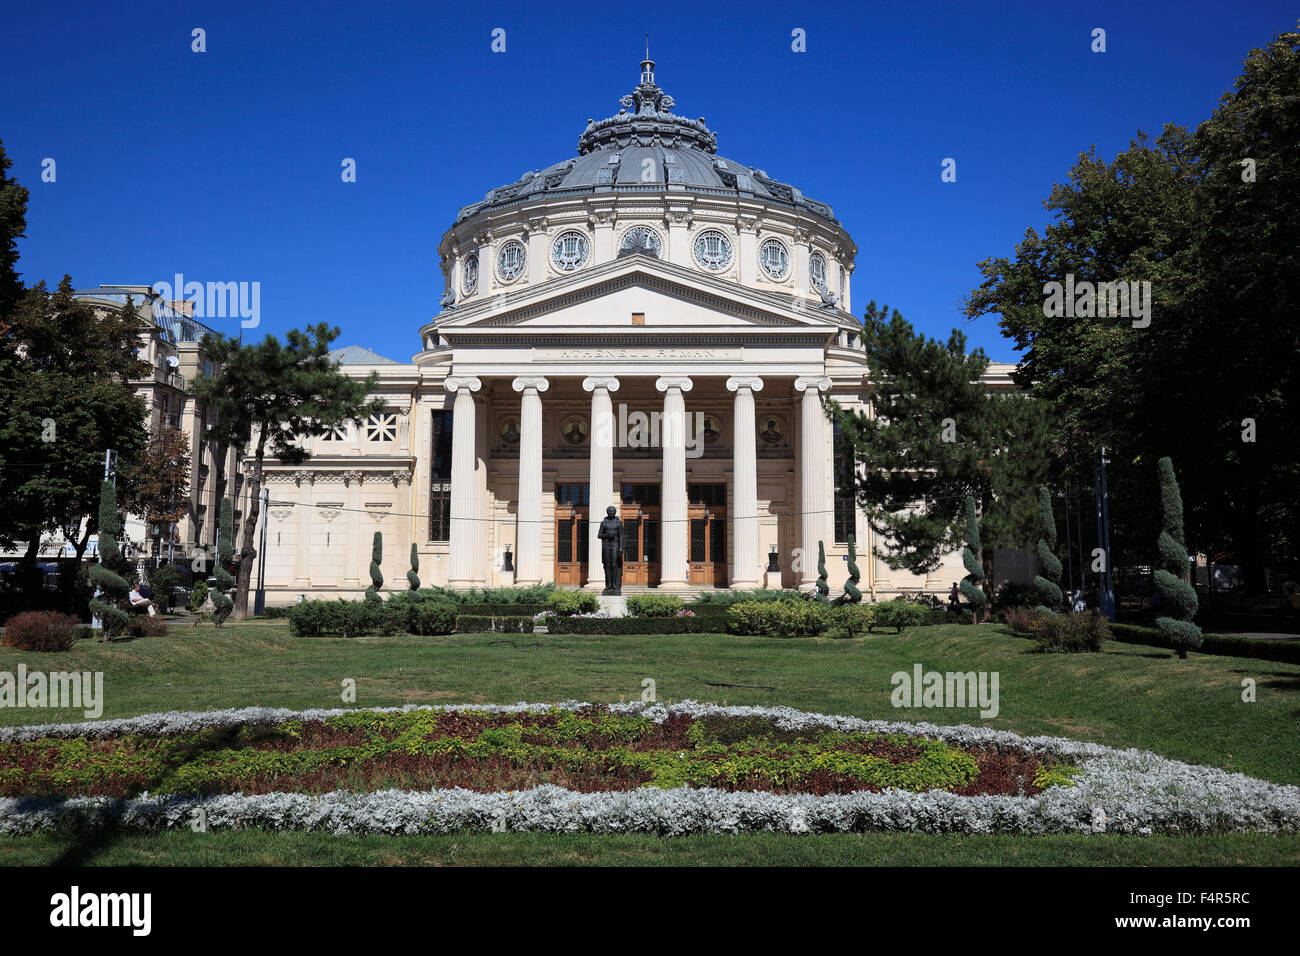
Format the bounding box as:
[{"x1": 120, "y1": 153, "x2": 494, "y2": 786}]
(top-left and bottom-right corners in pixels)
[{"x1": 1, "y1": 700, "x2": 1297, "y2": 837}]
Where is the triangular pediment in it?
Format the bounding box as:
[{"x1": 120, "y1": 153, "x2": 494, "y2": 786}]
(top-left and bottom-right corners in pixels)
[{"x1": 435, "y1": 256, "x2": 845, "y2": 334}]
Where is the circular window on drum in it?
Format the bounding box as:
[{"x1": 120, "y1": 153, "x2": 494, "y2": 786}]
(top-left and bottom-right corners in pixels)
[
  {"x1": 496, "y1": 239, "x2": 527, "y2": 282},
  {"x1": 619, "y1": 225, "x2": 662, "y2": 258},
  {"x1": 809, "y1": 251, "x2": 827, "y2": 292},
  {"x1": 551, "y1": 231, "x2": 590, "y2": 272},
  {"x1": 693, "y1": 229, "x2": 733, "y2": 271},
  {"x1": 462, "y1": 252, "x2": 479, "y2": 296},
  {"x1": 759, "y1": 238, "x2": 790, "y2": 280}
]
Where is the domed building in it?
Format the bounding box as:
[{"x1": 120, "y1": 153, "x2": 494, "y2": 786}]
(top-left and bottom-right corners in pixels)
[{"x1": 252, "y1": 58, "x2": 1019, "y2": 599}]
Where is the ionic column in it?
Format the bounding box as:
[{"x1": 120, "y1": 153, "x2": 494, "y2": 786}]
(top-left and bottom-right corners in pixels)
[
  {"x1": 656, "y1": 376, "x2": 693, "y2": 589},
  {"x1": 582, "y1": 376, "x2": 619, "y2": 587},
  {"x1": 726, "y1": 376, "x2": 764, "y2": 588},
  {"x1": 511, "y1": 376, "x2": 549, "y2": 586},
  {"x1": 444, "y1": 376, "x2": 482, "y2": 586},
  {"x1": 795, "y1": 376, "x2": 832, "y2": 587}
]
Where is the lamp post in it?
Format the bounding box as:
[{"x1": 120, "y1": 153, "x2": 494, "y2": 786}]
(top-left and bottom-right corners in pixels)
[
  {"x1": 253, "y1": 487, "x2": 269, "y2": 616},
  {"x1": 1094, "y1": 448, "x2": 1115, "y2": 621}
]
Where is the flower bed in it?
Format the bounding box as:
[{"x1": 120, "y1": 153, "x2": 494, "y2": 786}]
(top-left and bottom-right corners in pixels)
[{"x1": 0, "y1": 702, "x2": 1296, "y2": 836}]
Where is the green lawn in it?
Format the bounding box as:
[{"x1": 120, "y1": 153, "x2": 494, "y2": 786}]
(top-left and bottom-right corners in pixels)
[{"x1": 2, "y1": 620, "x2": 1297, "y2": 865}]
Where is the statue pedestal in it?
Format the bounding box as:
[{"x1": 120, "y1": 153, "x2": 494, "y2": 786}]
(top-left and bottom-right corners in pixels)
[{"x1": 597, "y1": 595, "x2": 628, "y2": 618}]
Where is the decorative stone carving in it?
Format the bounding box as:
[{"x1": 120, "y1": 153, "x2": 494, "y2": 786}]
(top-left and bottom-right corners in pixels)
[
  {"x1": 655, "y1": 376, "x2": 694, "y2": 394},
  {"x1": 511, "y1": 376, "x2": 551, "y2": 394},
  {"x1": 725, "y1": 376, "x2": 765, "y2": 394},
  {"x1": 292, "y1": 471, "x2": 315, "y2": 486},
  {"x1": 342, "y1": 470, "x2": 363, "y2": 486},
  {"x1": 794, "y1": 376, "x2": 832, "y2": 394},
  {"x1": 443, "y1": 376, "x2": 482, "y2": 394},
  {"x1": 581, "y1": 376, "x2": 620, "y2": 394}
]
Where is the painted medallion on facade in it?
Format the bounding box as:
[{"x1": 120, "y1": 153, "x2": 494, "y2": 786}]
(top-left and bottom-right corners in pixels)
[
  {"x1": 759, "y1": 415, "x2": 784, "y2": 445},
  {"x1": 701, "y1": 415, "x2": 722, "y2": 443},
  {"x1": 561, "y1": 415, "x2": 589, "y2": 445},
  {"x1": 499, "y1": 417, "x2": 521, "y2": 445}
]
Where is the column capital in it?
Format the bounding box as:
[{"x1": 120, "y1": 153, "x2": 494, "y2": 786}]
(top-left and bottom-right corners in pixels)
[
  {"x1": 794, "y1": 375, "x2": 832, "y2": 394},
  {"x1": 443, "y1": 375, "x2": 482, "y2": 394},
  {"x1": 582, "y1": 376, "x2": 620, "y2": 393},
  {"x1": 511, "y1": 376, "x2": 550, "y2": 394},
  {"x1": 725, "y1": 376, "x2": 764, "y2": 394},
  {"x1": 655, "y1": 376, "x2": 694, "y2": 394}
]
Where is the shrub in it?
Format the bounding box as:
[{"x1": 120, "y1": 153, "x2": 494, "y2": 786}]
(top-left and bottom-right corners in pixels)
[
  {"x1": 1109, "y1": 622, "x2": 1300, "y2": 665},
  {"x1": 546, "y1": 616, "x2": 722, "y2": 635},
  {"x1": 727, "y1": 600, "x2": 833, "y2": 637},
  {"x1": 407, "y1": 543, "x2": 420, "y2": 590},
  {"x1": 186, "y1": 580, "x2": 208, "y2": 614},
  {"x1": 827, "y1": 603, "x2": 874, "y2": 638},
  {"x1": 1153, "y1": 457, "x2": 1202, "y2": 658},
  {"x1": 842, "y1": 534, "x2": 862, "y2": 603},
  {"x1": 688, "y1": 589, "x2": 802, "y2": 606},
  {"x1": 1001, "y1": 606, "x2": 1042, "y2": 635},
  {"x1": 1033, "y1": 486, "x2": 1063, "y2": 615},
  {"x1": 125, "y1": 615, "x2": 169, "y2": 638},
  {"x1": 547, "y1": 591, "x2": 600, "y2": 615},
  {"x1": 2, "y1": 611, "x2": 82, "y2": 652},
  {"x1": 87, "y1": 481, "x2": 130, "y2": 640},
  {"x1": 872, "y1": 599, "x2": 930, "y2": 633},
  {"x1": 1030, "y1": 609, "x2": 1108, "y2": 653},
  {"x1": 365, "y1": 531, "x2": 384, "y2": 603},
  {"x1": 261, "y1": 605, "x2": 292, "y2": 619},
  {"x1": 287, "y1": 599, "x2": 405, "y2": 638},
  {"x1": 959, "y1": 496, "x2": 987, "y2": 619},
  {"x1": 993, "y1": 581, "x2": 1039, "y2": 611},
  {"x1": 626, "y1": 594, "x2": 684, "y2": 618},
  {"x1": 409, "y1": 602, "x2": 457, "y2": 636},
  {"x1": 147, "y1": 563, "x2": 182, "y2": 612},
  {"x1": 417, "y1": 584, "x2": 557, "y2": 605},
  {"x1": 456, "y1": 614, "x2": 534, "y2": 634}
]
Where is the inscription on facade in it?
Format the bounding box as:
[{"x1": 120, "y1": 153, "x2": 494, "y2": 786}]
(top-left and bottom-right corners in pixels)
[{"x1": 549, "y1": 347, "x2": 732, "y2": 360}]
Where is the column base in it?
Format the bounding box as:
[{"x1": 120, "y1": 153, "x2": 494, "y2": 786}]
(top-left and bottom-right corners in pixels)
[
  {"x1": 728, "y1": 578, "x2": 762, "y2": 590},
  {"x1": 657, "y1": 580, "x2": 690, "y2": 590}
]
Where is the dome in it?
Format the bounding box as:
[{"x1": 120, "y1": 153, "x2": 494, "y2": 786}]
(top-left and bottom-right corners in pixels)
[{"x1": 454, "y1": 58, "x2": 837, "y2": 226}]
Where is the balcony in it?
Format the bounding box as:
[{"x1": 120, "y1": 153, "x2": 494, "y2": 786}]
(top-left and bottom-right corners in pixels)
[{"x1": 133, "y1": 367, "x2": 186, "y2": 390}]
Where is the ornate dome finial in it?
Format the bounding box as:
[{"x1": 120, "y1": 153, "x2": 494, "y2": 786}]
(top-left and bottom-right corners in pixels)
[{"x1": 575, "y1": 49, "x2": 717, "y2": 155}]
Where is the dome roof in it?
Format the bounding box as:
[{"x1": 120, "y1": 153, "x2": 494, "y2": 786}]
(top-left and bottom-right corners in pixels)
[{"x1": 454, "y1": 58, "x2": 837, "y2": 226}]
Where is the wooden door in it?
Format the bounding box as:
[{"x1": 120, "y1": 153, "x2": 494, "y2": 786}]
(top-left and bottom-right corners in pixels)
[
  {"x1": 687, "y1": 484, "x2": 727, "y2": 587},
  {"x1": 619, "y1": 505, "x2": 661, "y2": 587},
  {"x1": 554, "y1": 506, "x2": 588, "y2": 586}
]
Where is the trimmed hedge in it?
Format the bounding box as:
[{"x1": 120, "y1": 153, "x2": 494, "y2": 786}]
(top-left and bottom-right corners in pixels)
[
  {"x1": 688, "y1": 589, "x2": 804, "y2": 606},
  {"x1": 547, "y1": 591, "x2": 600, "y2": 615},
  {"x1": 456, "y1": 614, "x2": 534, "y2": 634},
  {"x1": 626, "y1": 594, "x2": 684, "y2": 617},
  {"x1": 287, "y1": 599, "x2": 456, "y2": 637},
  {"x1": 545, "y1": 615, "x2": 726, "y2": 635},
  {"x1": 411, "y1": 585, "x2": 556, "y2": 605},
  {"x1": 727, "y1": 600, "x2": 834, "y2": 638},
  {"x1": 1110, "y1": 621, "x2": 1300, "y2": 665}
]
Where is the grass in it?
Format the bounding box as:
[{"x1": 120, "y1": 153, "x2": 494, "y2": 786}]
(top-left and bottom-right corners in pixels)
[{"x1": 1, "y1": 620, "x2": 1297, "y2": 865}]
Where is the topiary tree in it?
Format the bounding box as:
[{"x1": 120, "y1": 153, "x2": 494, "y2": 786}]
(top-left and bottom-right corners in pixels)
[
  {"x1": 406, "y1": 542, "x2": 420, "y2": 590},
  {"x1": 1033, "y1": 486, "x2": 1063, "y2": 615},
  {"x1": 813, "y1": 541, "x2": 830, "y2": 601},
  {"x1": 1153, "y1": 457, "x2": 1202, "y2": 659},
  {"x1": 366, "y1": 531, "x2": 384, "y2": 602},
  {"x1": 88, "y1": 481, "x2": 130, "y2": 641},
  {"x1": 959, "y1": 496, "x2": 987, "y2": 620},
  {"x1": 842, "y1": 534, "x2": 862, "y2": 604},
  {"x1": 211, "y1": 498, "x2": 235, "y2": 627}
]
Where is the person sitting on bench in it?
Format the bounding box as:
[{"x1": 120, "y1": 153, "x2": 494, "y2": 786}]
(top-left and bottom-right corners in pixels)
[{"x1": 128, "y1": 584, "x2": 154, "y2": 615}]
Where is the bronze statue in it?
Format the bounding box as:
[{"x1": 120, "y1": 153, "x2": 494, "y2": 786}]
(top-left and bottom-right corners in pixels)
[{"x1": 597, "y1": 505, "x2": 624, "y2": 593}]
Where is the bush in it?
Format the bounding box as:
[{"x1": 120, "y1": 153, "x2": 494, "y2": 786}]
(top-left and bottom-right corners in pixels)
[
  {"x1": 2, "y1": 611, "x2": 82, "y2": 652},
  {"x1": 455, "y1": 614, "x2": 534, "y2": 634},
  {"x1": 1108, "y1": 622, "x2": 1300, "y2": 665},
  {"x1": 688, "y1": 589, "x2": 802, "y2": 606},
  {"x1": 993, "y1": 581, "x2": 1039, "y2": 611},
  {"x1": 409, "y1": 602, "x2": 458, "y2": 636},
  {"x1": 626, "y1": 594, "x2": 684, "y2": 617},
  {"x1": 261, "y1": 605, "x2": 292, "y2": 619},
  {"x1": 872, "y1": 599, "x2": 931, "y2": 633},
  {"x1": 287, "y1": 599, "x2": 410, "y2": 638},
  {"x1": 415, "y1": 584, "x2": 557, "y2": 605},
  {"x1": 547, "y1": 591, "x2": 600, "y2": 615},
  {"x1": 727, "y1": 600, "x2": 834, "y2": 638},
  {"x1": 546, "y1": 615, "x2": 723, "y2": 635},
  {"x1": 146, "y1": 563, "x2": 182, "y2": 612},
  {"x1": 1030, "y1": 609, "x2": 1108, "y2": 653},
  {"x1": 827, "y1": 603, "x2": 875, "y2": 638},
  {"x1": 1001, "y1": 606, "x2": 1042, "y2": 635},
  {"x1": 186, "y1": 581, "x2": 208, "y2": 614},
  {"x1": 125, "y1": 615, "x2": 169, "y2": 638}
]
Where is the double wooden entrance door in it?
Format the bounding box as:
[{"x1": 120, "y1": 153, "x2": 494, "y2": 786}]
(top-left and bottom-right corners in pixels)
[{"x1": 687, "y1": 483, "x2": 727, "y2": 587}]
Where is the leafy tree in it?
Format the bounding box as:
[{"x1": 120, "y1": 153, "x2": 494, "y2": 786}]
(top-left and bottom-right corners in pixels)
[
  {"x1": 407, "y1": 543, "x2": 420, "y2": 590},
  {"x1": 211, "y1": 498, "x2": 234, "y2": 627},
  {"x1": 0, "y1": 280, "x2": 149, "y2": 582},
  {"x1": 189, "y1": 324, "x2": 383, "y2": 620},
  {"x1": 960, "y1": 496, "x2": 987, "y2": 619},
  {"x1": 0, "y1": 139, "x2": 28, "y2": 317},
  {"x1": 835, "y1": 303, "x2": 1055, "y2": 595},
  {"x1": 1033, "y1": 486, "x2": 1063, "y2": 614},
  {"x1": 366, "y1": 531, "x2": 384, "y2": 602},
  {"x1": 1153, "y1": 457, "x2": 1202, "y2": 658},
  {"x1": 88, "y1": 482, "x2": 130, "y2": 641},
  {"x1": 963, "y1": 25, "x2": 1300, "y2": 589},
  {"x1": 120, "y1": 426, "x2": 192, "y2": 556}
]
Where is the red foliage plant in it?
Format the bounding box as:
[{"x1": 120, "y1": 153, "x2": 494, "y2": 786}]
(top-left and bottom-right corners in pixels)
[{"x1": 2, "y1": 611, "x2": 82, "y2": 652}]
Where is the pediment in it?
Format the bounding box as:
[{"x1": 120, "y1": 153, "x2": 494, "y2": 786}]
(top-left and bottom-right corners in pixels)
[{"x1": 436, "y1": 257, "x2": 843, "y2": 334}]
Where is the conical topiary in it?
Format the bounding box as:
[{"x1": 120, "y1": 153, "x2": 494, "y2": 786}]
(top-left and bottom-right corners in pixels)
[
  {"x1": 959, "y1": 496, "x2": 987, "y2": 618},
  {"x1": 366, "y1": 531, "x2": 384, "y2": 601},
  {"x1": 211, "y1": 498, "x2": 235, "y2": 627},
  {"x1": 843, "y1": 534, "x2": 862, "y2": 604},
  {"x1": 88, "y1": 480, "x2": 131, "y2": 641},
  {"x1": 1033, "y1": 486, "x2": 1063, "y2": 615},
  {"x1": 1153, "y1": 457, "x2": 1201, "y2": 659},
  {"x1": 407, "y1": 542, "x2": 420, "y2": 590}
]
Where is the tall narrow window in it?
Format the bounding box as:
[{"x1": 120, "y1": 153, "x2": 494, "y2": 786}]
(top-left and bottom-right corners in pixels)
[
  {"x1": 832, "y1": 419, "x2": 856, "y2": 543},
  {"x1": 429, "y1": 410, "x2": 454, "y2": 542}
]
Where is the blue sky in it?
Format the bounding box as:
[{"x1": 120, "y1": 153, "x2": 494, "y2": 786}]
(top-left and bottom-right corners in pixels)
[{"x1": 3, "y1": 0, "x2": 1294, "y2": 363}]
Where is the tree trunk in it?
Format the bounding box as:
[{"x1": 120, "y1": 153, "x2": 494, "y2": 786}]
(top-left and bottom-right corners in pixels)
[
  {"x1": 231, "y1": 430, "x2": 268, "y2": 620},
  {"x1": 981, "y1": 545, "x2": 997, "y2": 623}
]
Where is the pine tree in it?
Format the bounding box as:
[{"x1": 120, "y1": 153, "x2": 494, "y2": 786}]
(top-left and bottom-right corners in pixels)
[
  {"x1": 211, "y1": 499, "x2": 235, "y2": 627},
  {"x1": 1033, "y1": 486, "x2": 1063, "y2": 614},
  {"x1": 366, "y1": 531, "x2": 384, "y2": 602},
  {"x1": 407, "y1": 543, "x2": 420, "y2": 590},
  {"x1": 88, "y1": 481, "x2": 130, "y2": 641},
  {"x1": 960, "y1": 496, "x2": 987, "y2": 619},
  {"x1": 1153, "y1": 457, "x2": 1202, "y2": 658}
]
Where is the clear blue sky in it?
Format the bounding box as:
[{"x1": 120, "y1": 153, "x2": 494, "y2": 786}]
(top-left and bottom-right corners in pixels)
[{"x1": 3, "y1": 0, "x2": 1294, "y2": 363}]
